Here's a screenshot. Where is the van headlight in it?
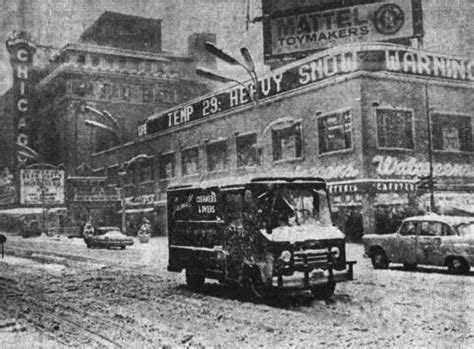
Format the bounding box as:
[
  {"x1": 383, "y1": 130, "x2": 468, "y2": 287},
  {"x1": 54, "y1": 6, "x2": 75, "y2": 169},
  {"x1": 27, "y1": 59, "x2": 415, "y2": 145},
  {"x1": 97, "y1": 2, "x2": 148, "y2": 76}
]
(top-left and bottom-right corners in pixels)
[
  {"x1": 279, "y1": 250, "x2": 291, "y2": 263},
  {"x1": 330, "y1": 246, "x2": 340, "y2": 259}
]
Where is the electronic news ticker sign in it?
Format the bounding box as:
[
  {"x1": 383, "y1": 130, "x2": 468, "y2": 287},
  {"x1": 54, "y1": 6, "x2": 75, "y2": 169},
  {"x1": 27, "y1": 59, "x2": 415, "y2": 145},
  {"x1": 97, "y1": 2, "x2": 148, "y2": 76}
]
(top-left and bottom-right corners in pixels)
[
  {"x1": 140, "y1": 43, "x2": 473, "y2": 137},
  {"x1": 262, "y1": 0, "x2": 423, "y2": 61}
]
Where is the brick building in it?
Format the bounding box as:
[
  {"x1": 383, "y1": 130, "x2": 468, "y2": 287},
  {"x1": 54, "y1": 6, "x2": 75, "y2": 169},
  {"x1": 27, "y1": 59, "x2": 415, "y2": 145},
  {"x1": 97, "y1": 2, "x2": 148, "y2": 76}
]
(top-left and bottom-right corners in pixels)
[
  {"x1": 0, "y1": 12, "x2": 216, "y2": 232},
  {"x1": 89, "y1": 43, "x2": 474, "y2": 237}
]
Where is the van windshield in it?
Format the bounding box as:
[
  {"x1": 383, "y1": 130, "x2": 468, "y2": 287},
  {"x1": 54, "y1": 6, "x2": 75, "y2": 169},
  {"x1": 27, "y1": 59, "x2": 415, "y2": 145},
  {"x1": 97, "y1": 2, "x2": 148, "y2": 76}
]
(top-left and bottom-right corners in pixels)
[{"x1": 258, "y1": 186, "x2": 332, "y2": 229}]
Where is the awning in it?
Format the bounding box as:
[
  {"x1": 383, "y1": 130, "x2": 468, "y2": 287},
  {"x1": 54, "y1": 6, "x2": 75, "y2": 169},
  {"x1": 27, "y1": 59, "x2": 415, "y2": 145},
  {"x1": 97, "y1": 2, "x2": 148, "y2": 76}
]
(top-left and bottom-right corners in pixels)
[
  {"x1": 117, "y1": 207, "x2": 155, "y2": 214},
  {"x1": 0, "y1": 207, "x2": 67, "y2": 215}
]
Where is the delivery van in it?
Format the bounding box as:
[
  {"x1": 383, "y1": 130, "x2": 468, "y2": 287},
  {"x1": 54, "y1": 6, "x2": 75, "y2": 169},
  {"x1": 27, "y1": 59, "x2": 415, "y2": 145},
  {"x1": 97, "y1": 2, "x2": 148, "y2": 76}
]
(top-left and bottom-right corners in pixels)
[{"x1": 167, "y1": 177, "x2": 355, "y2": 299}]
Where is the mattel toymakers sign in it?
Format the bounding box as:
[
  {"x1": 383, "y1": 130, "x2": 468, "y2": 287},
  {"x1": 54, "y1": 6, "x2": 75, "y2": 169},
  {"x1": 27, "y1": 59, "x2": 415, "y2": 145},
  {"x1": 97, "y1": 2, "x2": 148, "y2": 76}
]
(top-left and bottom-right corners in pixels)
[
  {"x1": 262, "y1": 0, "x2": 423, "y2": 60},
  {"x1": 20, "y1": 169, "x2": 65, "y2": 205}
]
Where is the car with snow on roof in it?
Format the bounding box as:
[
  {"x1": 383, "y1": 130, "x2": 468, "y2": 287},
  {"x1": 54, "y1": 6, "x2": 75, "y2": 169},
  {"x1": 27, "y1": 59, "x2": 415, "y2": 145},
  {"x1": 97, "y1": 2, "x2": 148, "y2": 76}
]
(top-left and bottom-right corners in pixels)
[{"x1": 363, "y1": 214, "x2": 474, "y2": 274}]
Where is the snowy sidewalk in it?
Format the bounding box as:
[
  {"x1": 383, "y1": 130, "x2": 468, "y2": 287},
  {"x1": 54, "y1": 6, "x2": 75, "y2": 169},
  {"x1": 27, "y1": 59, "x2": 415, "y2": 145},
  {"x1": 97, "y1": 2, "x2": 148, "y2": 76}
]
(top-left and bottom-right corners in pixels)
[{"x1": 0, "y1": 232, "x2": 169, "y2": 269}]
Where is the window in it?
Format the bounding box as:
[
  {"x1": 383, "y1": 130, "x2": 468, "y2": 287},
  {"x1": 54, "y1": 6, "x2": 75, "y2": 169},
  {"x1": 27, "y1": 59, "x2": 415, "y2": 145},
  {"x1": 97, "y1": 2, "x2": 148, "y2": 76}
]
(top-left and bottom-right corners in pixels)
[
  {"x1": 112, "y1": 84, "x2": 121, "y2": 99},
  {"x1": 160, "y1": 153, "x2": 175, "y2": 179},
  {"x1": 122, "y1": 86, "x2": 130, "y2": 100},
  {"x1": 77, "y1": 54, "x2": 86, "y2": 64},
  {"x1": 236, "y1": 133, "x2": 259, "y2": 167},
  {"x1": 207, "y1": 141, "x2": 227, "y2": 172},
  {"x1": 272, "y1": 122, "x2": 302, "y2": 161},
  {"x1": 154, "y1": 87, "x2": 176, "y2": 103},
  {"x1": 182, "y1": 147, "x2": 199, "y2": 176},
  {"x1": 98, "y1": 83, "x2": 111, "y2": 99},
  {"x1": 119, "y1": 57, "x2": 126, "y2": 70},
  {"x1": 140, "y1": 159, "x2": 153, "y2": 182},
  {"x1": 376, "y1": 109, "x2": 414, "y2": 149},
  {"x1": 318, "y1": 110, "x2": 352, "y2": 154},
  {"x1": 91, "y1": 55, "x2": 100, "y2": 67},
  {"x1": 431, "y1": 113, "x2": 473, "y2": 152},
  {"x1": 399, "y1": 221, "x2": 417, "y2": 236},
  {"x1": 142, "y1": 86, "x2": 153, "y2": 103}
]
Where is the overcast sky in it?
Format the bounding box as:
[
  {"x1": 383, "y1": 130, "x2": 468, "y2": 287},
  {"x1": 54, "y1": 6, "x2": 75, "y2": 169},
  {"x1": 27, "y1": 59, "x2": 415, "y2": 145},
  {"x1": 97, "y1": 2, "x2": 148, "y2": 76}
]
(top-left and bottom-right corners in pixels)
[{"x1": 0, "y1": 0, "x2": 264, "y2": 94}]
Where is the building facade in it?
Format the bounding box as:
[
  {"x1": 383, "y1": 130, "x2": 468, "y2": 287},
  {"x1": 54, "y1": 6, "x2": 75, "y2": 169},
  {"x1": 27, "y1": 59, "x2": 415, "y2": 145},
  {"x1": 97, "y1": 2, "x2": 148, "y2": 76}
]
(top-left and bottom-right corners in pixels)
[
  {"x1": 0, "y1": 12, "x2": 216, "y2": 233},
  {"x1": 89, "y1": 43, "x2": 474, "y2": 237}
]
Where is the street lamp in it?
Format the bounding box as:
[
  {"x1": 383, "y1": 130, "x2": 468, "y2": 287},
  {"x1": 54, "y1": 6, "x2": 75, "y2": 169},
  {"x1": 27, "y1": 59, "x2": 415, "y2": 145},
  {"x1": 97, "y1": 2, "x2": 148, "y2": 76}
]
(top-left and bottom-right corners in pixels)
[
  {"x1": 197, "y1": 42, "x2": 259, "y2": 106},
  {"x1": 117, "y1": 154, "x2": 151, "y2": 235}
]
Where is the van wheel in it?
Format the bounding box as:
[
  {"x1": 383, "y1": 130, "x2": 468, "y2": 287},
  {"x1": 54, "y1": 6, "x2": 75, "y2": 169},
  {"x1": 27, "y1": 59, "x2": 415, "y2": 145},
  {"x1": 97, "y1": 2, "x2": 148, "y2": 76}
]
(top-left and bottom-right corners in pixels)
[
  {"x1": 243, "y1": 269, "x2": 268, "y2": 301},
  {"x1": 185, "y1": 268, "x2": 205, "y2": 289},
  {"x1": 311, "y1": 282, "x2": 335, "y2": 299},
  {"x1": 447, "y1": 257, "x2": 469, "y2": 275},
  {"x1": 403, "y1": 263, "x2": 417, "y2": 270},
  {"x1": 371, "y1": 249, "x2": 389, "y2": 269}
]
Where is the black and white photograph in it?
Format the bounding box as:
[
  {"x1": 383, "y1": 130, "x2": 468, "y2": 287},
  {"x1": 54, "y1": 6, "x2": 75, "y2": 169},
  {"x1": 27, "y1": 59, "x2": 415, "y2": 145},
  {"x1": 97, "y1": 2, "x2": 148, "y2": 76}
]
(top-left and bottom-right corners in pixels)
[{"x1": 0, "y1": 0, "x2": 473, "y2": 347}]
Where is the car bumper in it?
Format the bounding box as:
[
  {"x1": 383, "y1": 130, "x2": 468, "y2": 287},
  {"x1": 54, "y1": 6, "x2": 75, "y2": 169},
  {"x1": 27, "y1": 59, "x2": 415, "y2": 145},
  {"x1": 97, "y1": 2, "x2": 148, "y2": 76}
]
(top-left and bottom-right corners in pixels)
[{"x1": 272, "y1": 261, "x2": 356, "y2": 289}]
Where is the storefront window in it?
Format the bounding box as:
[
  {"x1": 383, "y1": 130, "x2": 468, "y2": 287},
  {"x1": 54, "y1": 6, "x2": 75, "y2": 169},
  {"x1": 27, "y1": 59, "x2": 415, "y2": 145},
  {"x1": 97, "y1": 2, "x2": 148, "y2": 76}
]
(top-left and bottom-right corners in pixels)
[
  {"x1": 182, "y1": 147, "x2": 199, "y2": 176},
  {"x1": 160, "y1": 153, "x2": 175, "y2": 179},
  {"x1": 236, "y1": 133, "x2": 259, "y2": 167},
  {"x1": 272, "y1": 122, "x2": 302, "y2": 161},
  {"x1": 376, "y1": 109, "x2": 414, "y2": 149},
  {"x1": 207, "y1": 141, "x2": 227, "y2": 172},
  {"x1": 318, "y1": 110, "x2": 352, "y2": 154},
  {"x1": 431, "y1": 113, "x2": 473, "y2": 152}
]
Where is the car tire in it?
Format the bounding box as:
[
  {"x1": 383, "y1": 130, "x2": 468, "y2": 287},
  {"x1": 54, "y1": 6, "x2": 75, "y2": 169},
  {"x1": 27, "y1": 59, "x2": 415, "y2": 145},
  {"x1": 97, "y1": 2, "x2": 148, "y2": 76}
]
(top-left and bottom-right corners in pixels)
[
  {"x1": 447, "y1": 257, "x2": 469, "y2": 275},
  {"x1": 403, "y1": 263, "x2": 417, "y2": 270},
  {"x1": 371, "y1": 250, "x2": 389, "y2": 269},
  {"x1": 185, "y1": 268, "x2": 205, "y2": 289},
  {"x1": 120, "y1": 246, "x2": 125, "y2": 250},
  {"x1": 311, "y1": 282, "x2": 336, "y2": 299},
  {"x1": 243, "y1": 273, "x2": 268, "y2": 301}
]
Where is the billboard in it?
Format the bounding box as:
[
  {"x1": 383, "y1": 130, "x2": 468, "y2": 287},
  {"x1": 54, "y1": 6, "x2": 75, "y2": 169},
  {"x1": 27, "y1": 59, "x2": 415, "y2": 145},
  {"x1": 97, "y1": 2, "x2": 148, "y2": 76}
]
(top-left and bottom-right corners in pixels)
[
  {"x1": 141, "y1": 43, "x2": 473, "y2": 137},
  {"x1": 20, "y1": 169, "x2": 65, "y2": 205},
  {"x1": 263, "y1": 0, "x2": 423, "y2": 62}
]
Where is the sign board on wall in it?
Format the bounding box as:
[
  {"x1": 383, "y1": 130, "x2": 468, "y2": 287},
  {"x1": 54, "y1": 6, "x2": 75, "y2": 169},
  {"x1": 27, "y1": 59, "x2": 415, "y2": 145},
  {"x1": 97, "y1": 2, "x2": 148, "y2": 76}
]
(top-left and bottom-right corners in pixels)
[
  {"x1": 262, "y1": 0, "x2": 423, "y2": 61},
  {"x1": 141, "y1": 43, "x2": 473, "y2": 137},
  {"x1": 20, "y1": 169, "x2": 65, "y2": 205}
]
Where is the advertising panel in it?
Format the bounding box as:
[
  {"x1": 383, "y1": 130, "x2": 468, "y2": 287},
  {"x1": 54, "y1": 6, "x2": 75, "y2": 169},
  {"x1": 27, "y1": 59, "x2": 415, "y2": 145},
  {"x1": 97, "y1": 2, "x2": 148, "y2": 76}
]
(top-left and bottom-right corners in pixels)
[
  {"x1": 263, "y1": 0, "x2": 423, "y2": 61},
  {"x1": 141, "y1": 43, "x2": 473, "y2": 137},
  {"x1": 20, "y1": 169, "x2": 65, "y2": 205}
]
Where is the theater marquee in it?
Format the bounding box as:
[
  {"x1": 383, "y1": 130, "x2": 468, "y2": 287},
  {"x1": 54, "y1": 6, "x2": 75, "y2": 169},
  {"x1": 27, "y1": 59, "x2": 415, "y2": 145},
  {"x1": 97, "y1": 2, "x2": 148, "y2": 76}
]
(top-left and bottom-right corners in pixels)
[{"x1": 262, "y1": 0, "x2": 423, "y2": 61}]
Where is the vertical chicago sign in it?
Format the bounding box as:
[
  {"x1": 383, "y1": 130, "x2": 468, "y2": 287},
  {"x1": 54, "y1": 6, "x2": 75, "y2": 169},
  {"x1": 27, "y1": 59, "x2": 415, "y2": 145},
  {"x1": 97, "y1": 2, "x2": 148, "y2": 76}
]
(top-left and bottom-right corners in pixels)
[{"x1": 6, "y1": 31, "x2": 37, "y2": 167}]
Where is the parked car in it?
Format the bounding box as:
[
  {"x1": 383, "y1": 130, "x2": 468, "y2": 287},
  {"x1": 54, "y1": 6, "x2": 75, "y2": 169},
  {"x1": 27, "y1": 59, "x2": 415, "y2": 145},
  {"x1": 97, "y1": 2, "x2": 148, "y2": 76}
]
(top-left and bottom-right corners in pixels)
[
  {"x1": 84, "y1": 226, "x2": 134, "y2": 249},
  {"x1": 21, "y1": 220, "x2": 42, "y2": 238},
  {"x1": 363, "y1": 214, "x2": 474, "y2": 274}
]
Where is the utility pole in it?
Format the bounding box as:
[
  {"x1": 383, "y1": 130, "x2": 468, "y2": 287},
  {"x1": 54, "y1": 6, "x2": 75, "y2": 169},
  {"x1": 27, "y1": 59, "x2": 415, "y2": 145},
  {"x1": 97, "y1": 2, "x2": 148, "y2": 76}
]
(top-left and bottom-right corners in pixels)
[{"x1": 425, "y1": 83, "x2": 436, "y2": 212}]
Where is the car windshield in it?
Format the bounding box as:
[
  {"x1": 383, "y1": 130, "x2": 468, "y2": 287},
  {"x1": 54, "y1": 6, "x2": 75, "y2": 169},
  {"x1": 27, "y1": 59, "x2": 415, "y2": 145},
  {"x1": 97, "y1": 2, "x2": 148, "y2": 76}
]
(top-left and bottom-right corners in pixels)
[
  {"x1": 455, "y1": 222, "x2": 474, "y2": 238},
  {"x1": 96, "y1": 227, "x2": 120, "y2": 235},
  {"x1": 259, "y1": 186, "x2": 332, "y2": 228}
]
